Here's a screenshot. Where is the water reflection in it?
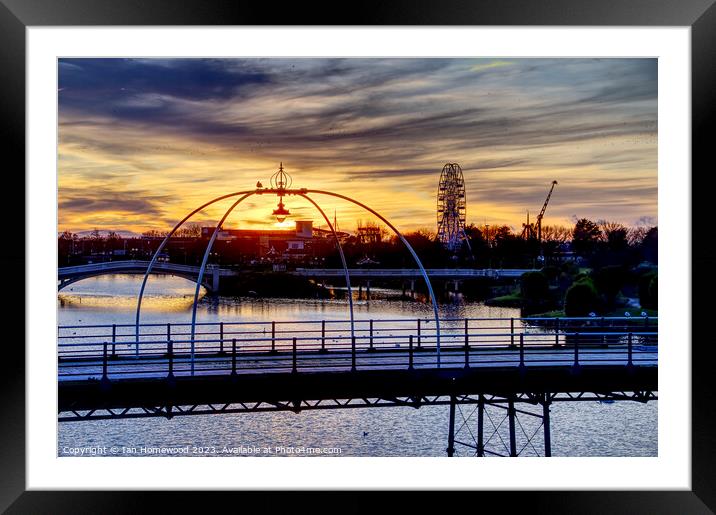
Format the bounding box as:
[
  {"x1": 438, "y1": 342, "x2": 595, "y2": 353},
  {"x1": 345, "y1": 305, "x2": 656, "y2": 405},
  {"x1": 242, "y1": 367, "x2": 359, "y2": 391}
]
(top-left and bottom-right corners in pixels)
[{"x1": 57, "y1": 274, "x2": 657, "y2": 457}]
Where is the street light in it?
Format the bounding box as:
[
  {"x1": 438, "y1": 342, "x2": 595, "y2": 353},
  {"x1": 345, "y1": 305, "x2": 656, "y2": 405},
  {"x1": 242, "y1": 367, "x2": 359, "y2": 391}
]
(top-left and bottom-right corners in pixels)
[{"x1": 271, "y1": 162, "x2": 292, "y2": 222}]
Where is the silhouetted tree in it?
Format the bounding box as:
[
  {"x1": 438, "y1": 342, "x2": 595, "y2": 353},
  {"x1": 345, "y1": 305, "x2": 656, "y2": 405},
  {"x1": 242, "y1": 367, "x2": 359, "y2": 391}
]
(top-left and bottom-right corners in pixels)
[
  {"x1": 593, "y1": 265, "x2": 627, "y2": 309},
  {"x1": 564, "y1": 277, "x2": 601, "y2": 316},
  {"x1": 572, "y1": 219, "x2": 601, "y2": 257},
  {"x1": 641, "y1": 227, "x2": 658, "y2": 263},
  {"x1": 520, "y1": 271, "x2": 549, "y2": 302},
  {"x1": 175, "y1": 223, "x2": 202, "y2": 238}
]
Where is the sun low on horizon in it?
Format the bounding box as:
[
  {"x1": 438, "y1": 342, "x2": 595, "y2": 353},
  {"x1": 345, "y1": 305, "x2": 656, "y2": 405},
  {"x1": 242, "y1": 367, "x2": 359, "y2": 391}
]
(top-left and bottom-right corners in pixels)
[{"x1": 58, "y1": 58, "x2": 658, "y2": 235}]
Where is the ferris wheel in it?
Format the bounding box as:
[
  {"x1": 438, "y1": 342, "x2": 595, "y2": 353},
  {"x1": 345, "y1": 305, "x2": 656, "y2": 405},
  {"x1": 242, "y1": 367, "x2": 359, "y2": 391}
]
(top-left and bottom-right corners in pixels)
[{"x1": 437, "y1": 163, "x2": 467, "y2": 251}]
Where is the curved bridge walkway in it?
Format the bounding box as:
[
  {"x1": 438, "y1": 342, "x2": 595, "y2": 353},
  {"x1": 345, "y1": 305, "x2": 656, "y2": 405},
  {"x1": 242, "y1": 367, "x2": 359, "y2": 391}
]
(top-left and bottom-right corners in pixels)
[{"x1": 57, "y1": 260, "x2": 237, "y2": 292}]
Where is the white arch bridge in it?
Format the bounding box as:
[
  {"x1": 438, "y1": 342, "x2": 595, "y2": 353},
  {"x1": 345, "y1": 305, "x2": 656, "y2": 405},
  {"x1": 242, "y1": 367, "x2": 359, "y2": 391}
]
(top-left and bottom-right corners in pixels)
[{"x1": 57, "y1": 260, "x2": 238, "y2": 292}]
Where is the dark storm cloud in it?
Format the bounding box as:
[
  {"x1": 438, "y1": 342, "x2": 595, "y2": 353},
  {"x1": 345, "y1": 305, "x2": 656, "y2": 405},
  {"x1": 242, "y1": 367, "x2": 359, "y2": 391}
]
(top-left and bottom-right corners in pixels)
[
  {"x1": 59, "y1": 58, "x2": 270, "y2": 102},
  {"x1": 59, "y1": 189, "x2": 172, "y2": 217},
  {"x1": 59, "y1": 58, "x2": 658, "y2": 162}
]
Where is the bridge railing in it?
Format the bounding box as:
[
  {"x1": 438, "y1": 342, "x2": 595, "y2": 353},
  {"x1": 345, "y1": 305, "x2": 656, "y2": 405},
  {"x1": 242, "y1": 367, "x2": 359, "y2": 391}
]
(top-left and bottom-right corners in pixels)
[
  {"x1": 293, "y1": 268, "x2": 535, "y2": 277},
  {"x1": 57, "y1": 316, "x2": 657, "y2": 380},
  {"x1": 58, "y1": 260, "x2": 205, "y2": 276}
]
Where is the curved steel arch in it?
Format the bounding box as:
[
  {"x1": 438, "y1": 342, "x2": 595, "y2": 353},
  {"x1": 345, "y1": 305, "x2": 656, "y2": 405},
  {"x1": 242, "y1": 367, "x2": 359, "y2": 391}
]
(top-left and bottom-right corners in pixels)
[
  {"x1": 298, "y1": 193, "x2": 355, "y2": 339},
  {"x1": 135, "y1": 183, "x2": 441, "y2": 366},
  {"x1": 135, "y1": 189, "x2": 254, "y2": 352},
  {"x1": 189, "y1": 192, "x2": 255, "y2": 374},
  {"x1": 186, "y1": 192, "x2": 356, "y2": 375},
  {"x1": 305, "y1": 189, "x2": 442, "y2": 366}
]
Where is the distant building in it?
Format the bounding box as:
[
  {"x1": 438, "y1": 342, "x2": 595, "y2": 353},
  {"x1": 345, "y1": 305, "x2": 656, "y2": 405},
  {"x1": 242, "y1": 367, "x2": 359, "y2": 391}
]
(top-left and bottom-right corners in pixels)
[
  {"x1": 201, "y1": 221, "x2": 314, "y2": 260},
  {"x1": 356, "y1": 221, "x2": 383, "y2": 244}
]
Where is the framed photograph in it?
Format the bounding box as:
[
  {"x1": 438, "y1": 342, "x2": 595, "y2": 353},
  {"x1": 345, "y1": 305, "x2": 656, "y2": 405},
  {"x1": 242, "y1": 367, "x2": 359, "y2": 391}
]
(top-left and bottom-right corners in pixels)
[{"x1": 3, "y1": 0, "x2": 713, "y2": 510}]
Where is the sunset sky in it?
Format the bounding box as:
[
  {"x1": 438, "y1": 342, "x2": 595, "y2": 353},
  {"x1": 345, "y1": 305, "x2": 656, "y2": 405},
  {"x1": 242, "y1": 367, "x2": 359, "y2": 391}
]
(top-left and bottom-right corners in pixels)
[{"x1": 58, "y1": 58, "x2": 657, "y2": 235}]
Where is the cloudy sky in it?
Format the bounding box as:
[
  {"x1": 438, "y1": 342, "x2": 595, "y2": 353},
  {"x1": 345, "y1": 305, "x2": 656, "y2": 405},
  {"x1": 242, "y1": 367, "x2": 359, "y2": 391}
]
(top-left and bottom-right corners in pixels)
[{"x1": 58, "y1": 58, "x2": 657, "y2": 234}]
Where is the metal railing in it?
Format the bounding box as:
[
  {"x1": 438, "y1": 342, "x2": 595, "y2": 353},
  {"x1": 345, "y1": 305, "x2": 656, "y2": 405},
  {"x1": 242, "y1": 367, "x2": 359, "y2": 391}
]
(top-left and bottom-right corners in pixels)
[
  {"x1": 57, "y1": 316, "x2": 657, "y2": 381},
  {"x1": 58, "y1": 260, "x2": 237, "y2": 277},
  {"x1": 293, "y1": 268, "x2": 536, "y2": 278}
]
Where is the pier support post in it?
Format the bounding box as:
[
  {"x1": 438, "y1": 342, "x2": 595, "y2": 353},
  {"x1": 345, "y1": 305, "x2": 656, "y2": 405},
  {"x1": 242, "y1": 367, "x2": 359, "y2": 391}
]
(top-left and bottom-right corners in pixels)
[
  {"x1": 508, "y1": 398, "x2": 517, "y2": 457},
  {"x1": 543, "y1": 393, "x2": 552, "y2": 457},
  {"x1": 447, "y1": 395, "x2": 456, "y2": 457},
  {"x1": 212, "y1": 268, "x2": 220, "y2": 292},
  {"x1": 358, "y1": 284, "x2": 363, "y2": 300},
  {"x1": 366, "y1": 280, "x2": 371, "y2": 301},
  {"x1": 410, "y1": 280, "x2": 415, "y2": 298},
  {"x1": 477, "y1": 395, "x2": 485, "y2": 457}
]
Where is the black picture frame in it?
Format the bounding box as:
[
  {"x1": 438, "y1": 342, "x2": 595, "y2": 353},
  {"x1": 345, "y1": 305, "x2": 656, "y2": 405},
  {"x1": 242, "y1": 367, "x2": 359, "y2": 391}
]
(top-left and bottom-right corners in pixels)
[{"x1": 1, "y1": 0, "x2": 713, "y2": 511}]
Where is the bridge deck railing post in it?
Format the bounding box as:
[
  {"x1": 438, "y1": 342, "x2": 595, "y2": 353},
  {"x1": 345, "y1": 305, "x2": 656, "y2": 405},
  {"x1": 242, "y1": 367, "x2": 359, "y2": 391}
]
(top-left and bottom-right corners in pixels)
[
  {"x1": 220, "y1": 322, "x2": 224, "y2": 354},
  {"x1": 464, "y1": 332, "x2": 470, "y2": 369},
  {"x1": 627, "y1": 332, "x2": 633, "y2": 367},
  {"x1": 573, "y1": 332, "x2": 580, "y2": 367},
  {"x1": 293, "y1": 337, "x2": 298, "y2": 373},
  {"x1": 601, "y1": 317, "x2": 607, "y2": 346},
  {"x1": 510, "y1": 318, "x2": 515, "y2": 348},
  {"x1": 519, "y1": 333, "x2": 525, "y2": 368},
  {"x1": 101, "y1": 342, "x2": 108, "y2": 382},
  {"x1": 271, "y1": 321, "x2": 276, "y2": 353},
  {"x1": 369, "y1": 320, "x2": 374, "y2": 351},
  {"x1": 409, "y1": 335, "x2": 414, "y2": 370},
  {"x1": 321, "y1": 320, "x2": 326, "y2": 352},
  {"x1": 554, "y1": 317, "x2": 560, "y2": 347},
  {"x1": 464, "y1": 318, "x2": 469, "y2": 350},
  {"x1": 417, "y1": 319, "x2": 422, "y2": 349},
  {"x1": 351, "y1": 336, "x2": 356, "y2": 372},
  {"x1": 231, "y1": 338, "x2": 237, "y2": 376},
  {"x1": 167, "y1": 339, "x2": 174, "y2": 379}
]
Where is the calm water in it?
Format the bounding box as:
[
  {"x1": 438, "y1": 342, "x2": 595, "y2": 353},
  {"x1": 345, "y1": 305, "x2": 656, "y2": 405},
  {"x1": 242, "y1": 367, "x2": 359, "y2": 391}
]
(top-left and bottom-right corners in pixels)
[{"x1": 58, "y1": 275, "x2": 657, "y2": 457}]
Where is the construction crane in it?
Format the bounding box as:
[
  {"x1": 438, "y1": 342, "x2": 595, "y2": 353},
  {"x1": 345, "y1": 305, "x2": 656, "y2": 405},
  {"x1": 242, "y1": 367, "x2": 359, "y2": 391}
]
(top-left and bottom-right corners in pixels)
[
  {"x1": 521, "y1": 181, "x2": 558, "y2": 241},
  {"x1": 536, "y1": 180, "x2": 558, "y2": 241}
]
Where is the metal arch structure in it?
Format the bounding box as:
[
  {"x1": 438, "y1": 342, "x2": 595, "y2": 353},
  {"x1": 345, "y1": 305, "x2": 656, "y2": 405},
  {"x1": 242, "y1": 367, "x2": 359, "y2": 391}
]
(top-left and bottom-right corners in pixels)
[
  {"x1": 437, "y1": 163, "x2": 467, "y2": 251},
  {"x1": 135, "y1": 164, "x2": 442, "y2": 370},
  {"x1": 134, "y1": 189, "x2": 255, "y2": 354},
  {"x1": 303, "y1": 189, "x2": 442, "y2": 366},
  {"x1": 185, "y1": 191, "x2": 357, "y2": 374},
  {"x1": 188, "y1": 192, "x2": 255, "y2": 373},
  {"x1": 297, "y1": 193, "x2": 355, "y2": 339}
]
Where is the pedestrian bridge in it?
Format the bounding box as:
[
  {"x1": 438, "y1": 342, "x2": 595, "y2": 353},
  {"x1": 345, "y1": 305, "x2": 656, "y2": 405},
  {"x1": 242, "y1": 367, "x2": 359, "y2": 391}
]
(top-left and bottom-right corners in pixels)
[
  {"x1": 57, "y1": 315, "x2": 657, "y2": 456},
  {"x1": 58, "y1": 262, "x2": 534, "y2": 293},
  {"x1": 57, "y1": 260, "x2": 237, "y2": 292},
  {"x1": 294, "y1": 268, "x2": 535, "y2": 279}
]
